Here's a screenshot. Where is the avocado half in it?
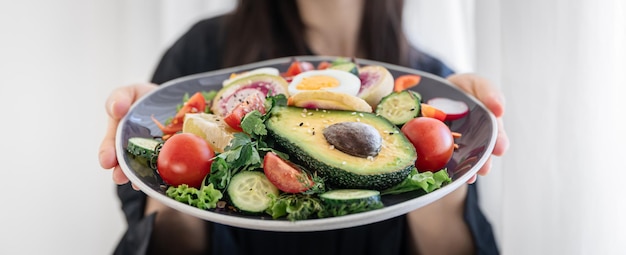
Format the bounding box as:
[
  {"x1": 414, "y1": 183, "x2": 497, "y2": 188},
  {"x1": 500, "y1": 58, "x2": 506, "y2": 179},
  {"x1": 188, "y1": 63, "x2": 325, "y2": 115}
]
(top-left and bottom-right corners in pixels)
[{"x1": 266, "y1": 106, "x2": 416, "y2": 190}]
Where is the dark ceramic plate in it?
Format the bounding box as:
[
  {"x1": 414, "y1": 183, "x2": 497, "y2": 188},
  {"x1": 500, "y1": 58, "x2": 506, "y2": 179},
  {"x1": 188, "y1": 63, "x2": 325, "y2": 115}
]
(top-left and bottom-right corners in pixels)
[{"x1": 116, "y1": 56, "x2": 497, "y2": 232}]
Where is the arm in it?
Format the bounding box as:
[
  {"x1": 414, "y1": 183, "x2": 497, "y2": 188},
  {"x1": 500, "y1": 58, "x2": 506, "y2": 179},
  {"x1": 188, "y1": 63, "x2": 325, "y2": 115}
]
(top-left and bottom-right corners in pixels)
[
  {"x1": 407, "y1": 185, "x2": 473, "y2": 255},
  {"x1": 144, "y1": 197, "x2": 208, "y2": 255},
  {"x1": 405, "y1": 73, "x2": 509, "y2": 254}
]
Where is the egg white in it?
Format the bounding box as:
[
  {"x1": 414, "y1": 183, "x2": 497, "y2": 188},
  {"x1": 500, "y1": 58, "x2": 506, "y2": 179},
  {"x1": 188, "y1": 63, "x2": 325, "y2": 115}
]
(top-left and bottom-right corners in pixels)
[{"x1": 288, "y1": 69, "x2": 361, "y2": 96}]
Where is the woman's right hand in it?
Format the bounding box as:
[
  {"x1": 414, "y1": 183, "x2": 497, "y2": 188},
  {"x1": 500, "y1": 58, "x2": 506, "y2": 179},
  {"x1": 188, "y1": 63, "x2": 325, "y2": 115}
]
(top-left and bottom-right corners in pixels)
[{"x1": 98, "y1": 83, "x2": 158, "y2": 188}]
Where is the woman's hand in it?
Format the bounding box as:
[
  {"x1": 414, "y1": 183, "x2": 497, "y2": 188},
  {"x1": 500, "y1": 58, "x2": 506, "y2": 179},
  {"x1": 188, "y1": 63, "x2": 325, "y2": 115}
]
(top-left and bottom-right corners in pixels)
[
  {"x1": 447, "y1": 74, "x2": 510, "y2": 183},
  {"x1": 98, "y1": 83, "x2": 158, "y2": 188}
]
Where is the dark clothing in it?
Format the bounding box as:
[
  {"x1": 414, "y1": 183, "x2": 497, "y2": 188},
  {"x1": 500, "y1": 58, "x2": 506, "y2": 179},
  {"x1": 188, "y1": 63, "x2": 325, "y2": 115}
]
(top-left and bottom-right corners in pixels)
[{"x1": 114, "y1": 16, "x2": 498, "y2": 255}]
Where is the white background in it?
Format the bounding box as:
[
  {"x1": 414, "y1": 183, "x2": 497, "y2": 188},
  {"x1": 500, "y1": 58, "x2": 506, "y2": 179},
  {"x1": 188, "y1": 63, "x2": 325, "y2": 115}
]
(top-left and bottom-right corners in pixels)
[{"x1": 1, "y1": 1, "x2": 625, "y2": 254}]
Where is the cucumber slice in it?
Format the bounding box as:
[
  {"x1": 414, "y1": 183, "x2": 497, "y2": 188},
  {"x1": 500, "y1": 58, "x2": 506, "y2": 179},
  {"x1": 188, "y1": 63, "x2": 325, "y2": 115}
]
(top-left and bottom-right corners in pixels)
[
  {"x1": 227, "y1": 171, "x2": 279, "y2": 213},
  {"x1": 319, "y1": 189, "x2": 384, "y2": 217},
  {"x1": 375, "y1": 90, "x2": 421, "y2": 125},
  {"x1": 127, "y1": 137, "x2": 161, "y2": 169},
  {"x1": 329, "y1": 62, "x2": 359, "y2": 76},
  {"x1": 127, "y1": 137, "x2": 161, "y2": 157},
  {"x1": 320, "y1": 189, "x2": 382, "y2": 205}
]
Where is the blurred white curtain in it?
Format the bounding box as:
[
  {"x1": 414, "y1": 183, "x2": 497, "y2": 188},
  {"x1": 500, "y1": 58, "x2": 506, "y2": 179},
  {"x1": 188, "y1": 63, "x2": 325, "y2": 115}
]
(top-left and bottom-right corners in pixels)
[
  {"x1": 0, "y1": 1, "x2": 235, "y2": 254},
  {"x1": 479, "y1": 1, "x2": 626, "y2": 254},
  {"x1": 409, "y1": 0, "x2": 626, "y2": 254},
  {"x1": 117, "y1": 0, "x2": 237, "y2": 83}
]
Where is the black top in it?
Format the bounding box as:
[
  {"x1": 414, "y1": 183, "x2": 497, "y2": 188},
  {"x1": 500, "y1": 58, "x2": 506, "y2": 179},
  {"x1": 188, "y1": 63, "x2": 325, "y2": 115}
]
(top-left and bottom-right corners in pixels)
[{"x1": 114, "y1": 16, "x2": 498, "y2": 255}]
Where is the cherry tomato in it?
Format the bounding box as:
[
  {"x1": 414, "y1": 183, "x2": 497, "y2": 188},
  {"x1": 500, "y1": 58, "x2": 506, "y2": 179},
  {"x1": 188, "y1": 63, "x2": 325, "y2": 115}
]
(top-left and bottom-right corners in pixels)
[
  {"x1": 263, "y1": 152, "x2": 314, "y2": 193},
  {"x1": 152, "y1": 92, "x2": 206, "y2": 136},
  {"x1": 223, "y1": 93, "x2": 266, "y2": 132},
  {"x1": 317, "y1": 61, "x2": 331, "y2": 70},
  {"x1": 401, "y1": 117, "x2": 454, "y2": 172},
  {"x1": 157, "y1": 133, "x2": 215, "y2": 188},
  {"x1": 282, "y1": 60, "x2": 314, "y2": 81}
]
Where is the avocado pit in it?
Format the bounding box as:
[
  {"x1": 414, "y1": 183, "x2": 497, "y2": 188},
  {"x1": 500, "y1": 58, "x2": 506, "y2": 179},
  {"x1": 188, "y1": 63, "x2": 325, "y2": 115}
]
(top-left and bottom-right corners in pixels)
[{"x1": 323, "y1": 122, "x2": 382, "y2": 158}]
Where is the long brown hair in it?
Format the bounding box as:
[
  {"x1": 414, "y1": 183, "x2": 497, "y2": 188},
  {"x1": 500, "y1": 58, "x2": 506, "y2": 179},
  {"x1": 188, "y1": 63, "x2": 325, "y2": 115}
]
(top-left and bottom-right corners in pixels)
[{"x1": 221, "y1": 0, "x2": 410, "y2": 67}]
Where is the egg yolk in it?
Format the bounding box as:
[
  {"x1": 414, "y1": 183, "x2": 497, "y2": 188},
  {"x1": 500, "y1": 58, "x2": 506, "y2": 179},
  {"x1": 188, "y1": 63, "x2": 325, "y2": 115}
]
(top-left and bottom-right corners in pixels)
[{"x1": 295, "y1": 76, "x2": 339, "y2": 90}]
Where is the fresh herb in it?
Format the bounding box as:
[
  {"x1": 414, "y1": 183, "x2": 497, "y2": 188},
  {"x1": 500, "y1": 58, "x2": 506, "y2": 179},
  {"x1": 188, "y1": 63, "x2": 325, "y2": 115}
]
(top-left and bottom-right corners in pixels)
[
  {"x1": 241, "y1": 110, "x2": 267, "y2": 138},
  {"x1": 301, "y1": 173, "x2": 326, "y2": 195},
  {"x1": 207, "y1": 94, "x2": 289, "y2": 191},
  {"x1": 202, "y1": 90, "x2": 218, "y2": 111},
  {"x1": 380, "y1": 167, "x2": 452, "y2": 195},
  {"x1": 208, "y1": 133, "x2": 262, "y2": 190}
]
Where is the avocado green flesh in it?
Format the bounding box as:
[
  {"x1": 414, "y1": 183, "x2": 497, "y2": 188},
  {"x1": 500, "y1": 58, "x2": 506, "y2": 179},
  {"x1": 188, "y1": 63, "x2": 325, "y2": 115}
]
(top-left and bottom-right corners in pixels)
[{"x1": 266, "y1": 106, "x2": 416, "y2": 190}]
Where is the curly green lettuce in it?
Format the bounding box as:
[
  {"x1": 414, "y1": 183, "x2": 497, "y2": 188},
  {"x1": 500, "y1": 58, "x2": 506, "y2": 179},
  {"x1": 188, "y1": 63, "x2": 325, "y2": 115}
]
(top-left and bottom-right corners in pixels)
[
  {"x1": 266, "y1": 193, "x2": 324, "y2": 221},
  {"x1": 166, "y1": 183, "x2": 223, "y2": 210}
]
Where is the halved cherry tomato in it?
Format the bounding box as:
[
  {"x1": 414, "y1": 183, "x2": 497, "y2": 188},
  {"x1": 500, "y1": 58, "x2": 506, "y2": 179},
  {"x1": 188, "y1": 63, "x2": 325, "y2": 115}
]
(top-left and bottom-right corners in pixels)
[
  {"x1": 420, "y1": 103, "x2": 447, "y2": 122},
  {"x1": 157, "y1": 133, "x2": 215, "y2": 188},
  {"x1": 263, "y1": 152, "x2": 314, "y2": 193},
  {"x1": 317, "y1": 61, "x2": 331, "y2": 70},
  {"x1": 282, "y1": 60, "x2": 314, "y2": 81},
  {"x1": 223, "y1": 93, "x2": 266, "y2": 132},
  {"x1": 153, "y1": 92, "x2": 206, "y2": 137},
  {"x1": 401, "y1": 117, "x2": 454, "y2": 172}
]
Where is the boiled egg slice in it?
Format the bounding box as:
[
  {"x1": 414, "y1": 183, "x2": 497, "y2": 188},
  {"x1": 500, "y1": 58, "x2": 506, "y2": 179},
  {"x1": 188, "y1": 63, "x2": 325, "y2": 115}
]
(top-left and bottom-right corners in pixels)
[
  {"x1": 222, "y1": 67, "x2": 280, "y2": 86},
  {"x1": 288, "y1": 69, "x2": 360, "y2": 96}
]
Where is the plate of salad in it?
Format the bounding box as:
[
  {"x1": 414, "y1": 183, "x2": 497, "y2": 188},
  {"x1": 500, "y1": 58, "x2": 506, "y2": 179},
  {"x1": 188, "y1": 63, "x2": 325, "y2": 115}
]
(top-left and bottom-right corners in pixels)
[{"x1": 116, "y1": 56, "x2": 497, "y2": 232}]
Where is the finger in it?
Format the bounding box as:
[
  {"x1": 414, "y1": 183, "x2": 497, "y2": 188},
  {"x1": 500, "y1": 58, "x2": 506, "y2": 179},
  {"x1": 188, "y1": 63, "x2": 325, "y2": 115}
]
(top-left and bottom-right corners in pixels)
[
  {"x1": 492, "y1": 117, "x2": 510, "y2": 156},
  {"x1": 99, "y1": 116, "x2": 121, "y2": 169},
  {"x1": 131, "y1": 183, "x2": 140, "y2": 191},
  {"x1": 105, "y1": 83, "x2": 157, "y2": 119},
  {"x1": 112, "y1": 166, "x2": 130, "y2": 185},
  {"x1": 467, "y1": 174, "x2": 477, "y2": 184},
  {"x1": 477, "y1": 157, "x2": 492, "y2": 176},
  {"x1": 447, "y1": 74, "x2": 505, "y2": 118}
]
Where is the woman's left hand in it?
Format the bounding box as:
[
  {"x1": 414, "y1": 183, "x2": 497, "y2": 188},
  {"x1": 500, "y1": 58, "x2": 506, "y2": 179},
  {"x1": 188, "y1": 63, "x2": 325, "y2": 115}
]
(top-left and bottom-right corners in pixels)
[{"x1": 447, "y1": 73, "x2": 510, "y2": 183}]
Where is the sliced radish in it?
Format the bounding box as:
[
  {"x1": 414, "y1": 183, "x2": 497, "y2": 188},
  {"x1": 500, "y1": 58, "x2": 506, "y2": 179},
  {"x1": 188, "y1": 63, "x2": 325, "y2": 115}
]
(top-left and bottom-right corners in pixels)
[{"x1": 426, "y1": 97, "x2": 469, "y2": 121}]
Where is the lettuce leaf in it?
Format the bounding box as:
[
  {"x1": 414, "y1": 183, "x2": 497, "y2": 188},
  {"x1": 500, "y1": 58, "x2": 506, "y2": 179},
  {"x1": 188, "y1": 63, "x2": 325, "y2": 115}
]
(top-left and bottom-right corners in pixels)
[
  {"x1": 380, "y1": 167, "x2": 452, "y2": 195},
  {"x1": 166, "y1": 183, "x2": 223, "y2": 210},
  {"x1": 266, "y1": 194, "x2": 324, "y2": 221}
]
